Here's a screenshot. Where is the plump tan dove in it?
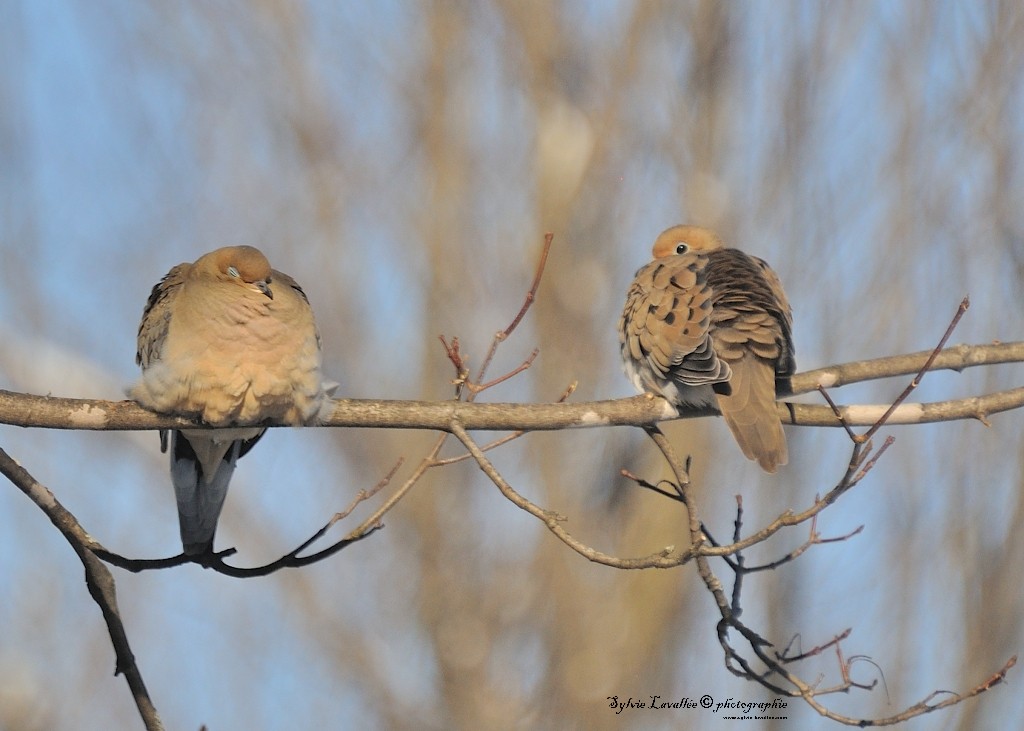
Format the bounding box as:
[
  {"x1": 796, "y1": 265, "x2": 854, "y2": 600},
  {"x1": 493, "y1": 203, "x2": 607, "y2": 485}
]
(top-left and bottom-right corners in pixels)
[
  {"x1": 130, "y1": 246, "x2": 330, "y2": 555},
  {"x1": 619, "y1": 225, "x2": 795, "y2": 472}
]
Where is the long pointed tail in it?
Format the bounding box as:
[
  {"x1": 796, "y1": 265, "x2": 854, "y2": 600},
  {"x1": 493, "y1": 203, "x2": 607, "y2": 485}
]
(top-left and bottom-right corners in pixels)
[
  {"x1": 715, "y1": 356, "x2": 787, "y2": 472},
  {"x1": 169, "y1": 432, "x2": 244, "y2": 555}
]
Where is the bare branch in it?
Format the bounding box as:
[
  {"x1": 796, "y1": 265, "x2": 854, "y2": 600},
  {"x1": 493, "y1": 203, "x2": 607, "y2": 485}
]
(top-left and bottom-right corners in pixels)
[
  {"x1": 0, "y1": 448, "x2": 165, "y2": 731},
  {"x1": 434, "y1": 381, "x2": 577, "y2": 467},
  {"x1": 3, "y1": 341, "x2": 1023, "y2": 434},
  {"x1": 861, "y1": 296, "x2": 969, "y2": 441},
  {"x1": 450, "y1": 421, "x2": 688, "y2": 569},
  {"x1": 0, "y1": 384, "x2": 1018, "y2": 432},
  {"x1": 96, "y1": 460, "x2": 401, "y2": 576},
  {"x1": 474, "y1": 231, "x2": 553, "y2": 382},
  {"x1": 790, "y1": 339, "x2": 1022, "y2": 395}
]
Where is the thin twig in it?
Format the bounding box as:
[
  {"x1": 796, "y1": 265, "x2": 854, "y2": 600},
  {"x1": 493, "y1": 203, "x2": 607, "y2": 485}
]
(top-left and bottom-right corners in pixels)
[
  {"x1": 468, "y1": 348, "x2": 539, "y2": 393},
  {"x1": 451, "y1": 421, "x2": 684, "y2": 569},
  {"x1": 863, "y1": 296, "x2": 969, "y2": 441},
  {"x1": 851, "y1": 436, "x2": 895, "y2": 485},
  {"x1": 818, "y1": 385, "x2": 858, "y2": 441},
  {"x1": 101, "y1": 459, "x2": 403, "y2": 576},
  {"x1": 475, "y1": 232, "x2": 553, "y2": 382},
  {"x1": 620, "y1": 469, "x2": 685, "y2": 503},
  {"x1": 780, "y1": 629, "x2": 853, "y2": 663}
]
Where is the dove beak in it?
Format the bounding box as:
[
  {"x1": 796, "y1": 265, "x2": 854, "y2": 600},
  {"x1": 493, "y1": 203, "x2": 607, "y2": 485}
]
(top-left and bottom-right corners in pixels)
[{"x1": 255, "y1": 280, "x2": 273, "y2": 299}]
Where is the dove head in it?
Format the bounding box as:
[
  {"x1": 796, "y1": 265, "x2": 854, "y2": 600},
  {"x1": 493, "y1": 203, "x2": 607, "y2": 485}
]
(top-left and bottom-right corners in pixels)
[
  {"x1": 197, "y1": 246, "x2": 274, "y2": 299},
  {"x1": 651, "y1": 225, "x2": 724, "y2": 259}
]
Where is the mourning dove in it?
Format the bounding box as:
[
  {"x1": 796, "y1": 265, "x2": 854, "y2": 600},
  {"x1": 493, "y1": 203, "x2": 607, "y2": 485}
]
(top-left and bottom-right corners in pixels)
[
  {"x1": 130, "y1": 246, "x2": 330, "y2": 555},
  {"x1": 619, "y1": 225, "x2": 795, "y2": 472}
]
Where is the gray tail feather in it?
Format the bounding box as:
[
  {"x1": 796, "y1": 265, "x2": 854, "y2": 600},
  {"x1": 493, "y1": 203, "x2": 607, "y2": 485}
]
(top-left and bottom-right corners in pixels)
[{"x1": 169, "y1": 432, "x2": 243, "y2": 555}]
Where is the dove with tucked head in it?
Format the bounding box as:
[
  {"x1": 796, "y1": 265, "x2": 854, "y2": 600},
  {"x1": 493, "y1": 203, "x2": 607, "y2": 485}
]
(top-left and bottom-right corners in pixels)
[
  {"x1": 130, "y1": 246, "x2": 331, "y2": 556},
  {"x1": 619, "y1": 225, "x2": 795, "y2": 472}
]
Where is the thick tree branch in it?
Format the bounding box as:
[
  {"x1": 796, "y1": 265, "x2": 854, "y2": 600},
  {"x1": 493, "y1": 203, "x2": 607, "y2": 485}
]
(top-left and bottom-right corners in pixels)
[
  {"x1": 1, "y1": 341, "x2": 1022, "y2": 433},
  {"x1": 790, "y1": 340, "x2": 1024, "y2": 394}
]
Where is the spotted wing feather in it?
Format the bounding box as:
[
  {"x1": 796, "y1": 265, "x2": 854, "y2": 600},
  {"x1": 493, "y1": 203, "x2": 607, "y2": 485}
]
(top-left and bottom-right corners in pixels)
[{"x1": 619, "y1": 254, "x2": 732, "y2": 400}]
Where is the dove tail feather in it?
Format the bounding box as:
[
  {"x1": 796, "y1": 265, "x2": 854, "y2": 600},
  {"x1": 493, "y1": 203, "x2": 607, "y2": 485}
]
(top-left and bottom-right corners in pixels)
[
  {"x1": 169, "y1": 431, "x2": 244, "y2": 555},
  {"x1": 715, "y1": 356, "x2": 787, "y2": 472}
]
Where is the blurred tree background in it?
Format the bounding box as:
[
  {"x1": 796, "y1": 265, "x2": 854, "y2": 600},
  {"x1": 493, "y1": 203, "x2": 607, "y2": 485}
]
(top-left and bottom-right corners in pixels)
[{"x1": 1, "y1": 2, "x2": 1023, "y2": 729}]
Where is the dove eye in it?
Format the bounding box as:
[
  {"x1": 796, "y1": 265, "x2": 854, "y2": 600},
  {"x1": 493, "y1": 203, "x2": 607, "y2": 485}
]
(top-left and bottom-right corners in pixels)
[
  {"x1": 227, "y1": 266, "x2": 240, "y2": 278},
  {"x1": 675, "y1": 243, "x2": 689, "y2": 255}
]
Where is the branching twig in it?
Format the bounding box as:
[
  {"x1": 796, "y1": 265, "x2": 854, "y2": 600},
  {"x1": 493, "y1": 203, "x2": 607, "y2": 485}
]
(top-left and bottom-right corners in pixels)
[
  {"x1": 703, "y1": 502, "x2": 864, "y2": 576},
  {"x1": 861, "y1": 296, "x2": 969, "y2": 442},
  {"x1": 780, "y1": 629, "x2": 853, "y2": 664},
  {"x1": 434, "y1": 381, "x2": 577, "y2": 467},
  {"x1": 474, "y1": 232, "x2": 553, "y2": 382},
  {"x1": 196, "y1": 459, "x2": 402, "y2": 576},
  {"x1": 620, "y1": 469, "x2": 685, "y2": 504},
  {"x1": 97, "y1": 460, "x2": 401, "y2": 575},
  {"x1": 450, "y1": 421, "x2": 684, "y2": 569}
]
